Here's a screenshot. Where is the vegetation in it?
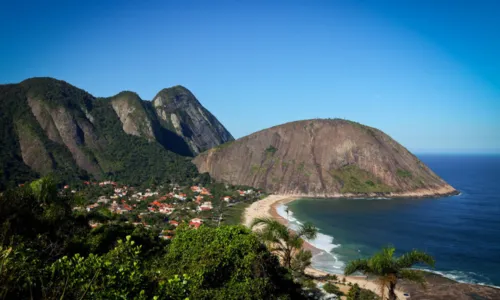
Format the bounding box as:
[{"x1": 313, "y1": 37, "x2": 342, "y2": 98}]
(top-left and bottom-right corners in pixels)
[
  {"x1": 0, "y1": 78, "x2": 202, "y2": 190},
  {"x1": 250, "y1": 217, "x2": 318, "y2": 271},
  {"x1": 0, "y1": 177, "x2": 310, "y2": 299},
  {"x1": 323, "y1": 282, "x2": 343, "y2": 297},
  {"x1": 346, "y1": 283, "x2": 380, "y2": 300},
  {"x1": 329, "y1": 165, "x2": 393, "y2": 194},
  {"x1": 396, "y1": 169, "x2": 412, "y2": 178},
  {"x1": 220, "y1": 201, "x2": 252, "y2": 225},
  {"x1": 265, "y1": 145, "x2": 278, "y2": 155},
  {"x1": 344, "y1": 246, "x2": 435, "y2": 300}
]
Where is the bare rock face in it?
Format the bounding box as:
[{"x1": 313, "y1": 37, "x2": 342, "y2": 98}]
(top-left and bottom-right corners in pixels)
[
  {"x1": 111, "y1": 92, "x2": 155, "y2": 141},
  {"x1": 15, "y1": 121, "x2": 53, "y2": 174},
  {"x1": 193, "y1": 119, "x2": 457, "y2": 197},
  {"x1": 153, "y1": 86, "x2": 234, "y2": 154},
  {"x1": 27, "y1": 97, "x2": 101, "y2": 177}
]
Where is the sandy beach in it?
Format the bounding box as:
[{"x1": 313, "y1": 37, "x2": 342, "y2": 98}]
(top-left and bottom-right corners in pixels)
[{"x1": 243, "y1": 194, "x2": 407, "y2": 299}]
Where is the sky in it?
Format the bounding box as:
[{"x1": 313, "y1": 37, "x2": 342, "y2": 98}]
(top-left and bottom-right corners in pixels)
[{"x1": 1, "y1": 0, "x2": 499, "y2": 153}]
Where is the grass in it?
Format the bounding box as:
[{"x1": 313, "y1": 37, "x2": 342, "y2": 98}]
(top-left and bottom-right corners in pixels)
[
  {"x1": 397, "y1": 169, "x2": 413, "y2": 178},
  {"x1": 329, "y1": 165, "x2": 393, "y2": 193},
  {"x1": 221, "y1": 202, "x2": 252, "y2": 225}
]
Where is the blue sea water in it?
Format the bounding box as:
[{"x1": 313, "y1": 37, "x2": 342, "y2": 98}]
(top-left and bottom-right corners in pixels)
[{"x1": 279, "y1": 154, "x2": 500, "y2": 287}]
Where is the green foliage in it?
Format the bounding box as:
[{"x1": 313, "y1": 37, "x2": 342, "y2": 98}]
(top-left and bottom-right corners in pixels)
[
  {"x1": 347, "y1": 283, "x2": 361, "y2": 300},
  {"x1": 397, "y1": 169, "x2": 413, "y2": 178},
  {"x1": 221, "y1": 201, "x2": 252, "y2": 225},
  {"x1": 347, "y1": 283, "x2": 379, "y2": 300},
  {"x1": 0, "y1": 179, "x2": 304, "y2": 300},
  {"x1": 251, "y1": 218, "x2": 317, "y2": 270},
  {"x1": 265, "y1": 145, "x2": 278, "y2": 154},
  {"x1": 329, "y1": 165, "x2": 393, "y2": 194},
  {"x1": 323, "y1": 282, "x2": 343, "y2": 296},
  {"x1": 344, "y1": 246, "x2": 434, "y2": 300},
  {"x1": 0, "y1": 78, "x2": 202, "y2": 190},
  {"x1": 161, "y1": 225, "x2": 302, "y2": 299}
]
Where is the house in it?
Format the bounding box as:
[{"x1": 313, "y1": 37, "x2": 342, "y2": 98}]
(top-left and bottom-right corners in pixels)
[
  {"x1": 174, "y1": 193, "x2": 187, "y2": 201},
  {"x1": 195, "y1": 195, "x2": 204, "y2": 204},
  {"x1": 64, "y1": 185, "x2": 69, "y2": 189},
  {"x1": 189, "y1": 218, "x2": 203, "y2": 229},
  {"x1": 191, "y1": 186, "x2": 202, "y2": 193},
  {"x1": 86, "y1": 203, "x2": 100, "y2": 212},
  {"x1": 200, "y1": 188, "x2": 211, "y2": 195},
  {"x1": 198, "y1": 201, "x2": 213, "y2": 211},
  {"x1": 223, "y1": 196, "x2": 231, "y2": 203},
  {"x1": 97, "y1": 196, "x2": 109, "y2": 204},
  {"x1": 169, "y1": 220, "x2": 179, "y2": 227},
  {"x1": 89, "y1": 221, "x2": 102, "y2": 228}
]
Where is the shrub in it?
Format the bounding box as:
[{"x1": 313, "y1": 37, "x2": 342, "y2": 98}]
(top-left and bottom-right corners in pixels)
[{"x1": 323, "y1": 282, "x2": 343, "y2": 296}]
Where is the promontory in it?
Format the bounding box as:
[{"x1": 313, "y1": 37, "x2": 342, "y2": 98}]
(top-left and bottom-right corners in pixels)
[{"x1": 193, "y1": 119, "x2": 457, "y2": 198}]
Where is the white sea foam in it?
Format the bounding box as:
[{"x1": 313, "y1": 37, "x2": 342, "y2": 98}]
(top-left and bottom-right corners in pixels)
[
  {"x1": 276, "y1": 204, "x2": 344, "y2": 273},
  {"x1": 277, "y1": 204, "x2": 499, "y2": 286},
  {"x1": 418, "y1": 268, "x2": 499, "y2": 288}
]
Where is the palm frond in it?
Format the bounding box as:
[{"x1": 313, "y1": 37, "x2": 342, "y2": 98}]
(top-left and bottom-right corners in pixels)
[
  {"x1": 296, "y1": 222, "x2": 318, "y2": 240},
  {"x1": 396, "y1": 249, "x2": 435, "y2": 269},
  {"x1": 344, "y1": 259, "x2": 371, "y2": 275}
]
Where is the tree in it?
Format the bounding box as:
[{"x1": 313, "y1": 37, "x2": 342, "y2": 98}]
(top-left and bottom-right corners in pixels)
[
  {"x1": 344, "y1": 246, "x2": 435, "y2": 300},
  {"x1": 161, "y1": 225, "x2": 303, "y2": 299},
  {"x1": 323, "y1": 282, "x2": 343, "y2": 297},
  {"x1": 347, "y1": 283, "x2": 360, "y2": 300},
  {"x1": 250, "y1": 218, "x2": 318, "y2": 270}
]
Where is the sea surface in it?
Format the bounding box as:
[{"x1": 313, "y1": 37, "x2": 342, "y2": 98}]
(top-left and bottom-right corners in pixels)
[{"x1": 278, "y1": 154, "x2": 500, "y2": 287}]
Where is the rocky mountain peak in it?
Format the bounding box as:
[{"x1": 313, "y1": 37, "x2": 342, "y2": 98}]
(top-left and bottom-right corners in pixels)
[{"x1": 152, "y1": 85, "x2": 234, "y2": 155}]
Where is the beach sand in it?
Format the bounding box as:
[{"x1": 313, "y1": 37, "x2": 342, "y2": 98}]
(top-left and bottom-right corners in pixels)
[{"x1": 243, "y1": 194, "x2": 408, "y2": 299}]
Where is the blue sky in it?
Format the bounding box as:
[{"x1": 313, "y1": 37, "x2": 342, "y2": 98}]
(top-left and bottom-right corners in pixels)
[{"x1": 1, "y1": 0, "x2": 499, "y2": 153}]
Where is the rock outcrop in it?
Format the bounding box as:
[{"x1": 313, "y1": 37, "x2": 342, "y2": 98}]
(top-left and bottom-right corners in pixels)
[
  {"x1": 193, "y1": 119, "x2": 457, "y2": 197},
  {"x1": 0, "y1": 77, "x2": 230, "y2": 188},
  {"x1": 152, "y1": 86, "x2": 234, "y2": 155},
  {"x1": 110, "y1": 92, "x2": 155, "y2": 141}
]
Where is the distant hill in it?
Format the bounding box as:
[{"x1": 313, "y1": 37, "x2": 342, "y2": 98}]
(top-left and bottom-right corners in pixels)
[
  {"x1": 0, "y1": 77, "x2": 233, "y2": 189},
  {"x1": 193, "y1": 119, "x2": 457, "y2": 197}
]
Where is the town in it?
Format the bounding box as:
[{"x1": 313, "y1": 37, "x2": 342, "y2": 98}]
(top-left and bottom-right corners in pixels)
[{"x1": 67, "y1": 180, "x2": 265, "y2": 241}]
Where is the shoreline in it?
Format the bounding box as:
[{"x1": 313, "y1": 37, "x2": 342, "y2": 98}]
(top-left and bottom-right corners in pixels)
[
  {"x1": 243, "y1": 194, "x2": 500, "y2": 299},
  {"x1": 243, "y1": 194, "x2": 407, "y2": 299},
  {"x1": 260, "y1": 185, "x2": 459, "y2": 200}
]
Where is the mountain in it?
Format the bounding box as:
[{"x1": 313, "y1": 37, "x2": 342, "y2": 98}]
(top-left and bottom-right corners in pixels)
[
  {"x1": 0, "y1": 77, "x2": 232, "y2": 189},
  {"x1": 193, "y1": 119, "x2": 457, "y2": 197},
  {"x1": 152, "y1": 86, "x2": 234, "y2": 155}
]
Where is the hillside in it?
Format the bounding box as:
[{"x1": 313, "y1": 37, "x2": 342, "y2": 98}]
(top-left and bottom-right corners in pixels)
[
  {"x1": 0, "y1": 77, "x2": 232, "y2": 189},
  {"x1": 193, "y1": 119, "x2": 457, "y2": 197}
]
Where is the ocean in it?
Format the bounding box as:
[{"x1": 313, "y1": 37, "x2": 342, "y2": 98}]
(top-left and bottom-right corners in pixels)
[{"x1": 277, "y1": 154, "x2": 500, "y2": 287}]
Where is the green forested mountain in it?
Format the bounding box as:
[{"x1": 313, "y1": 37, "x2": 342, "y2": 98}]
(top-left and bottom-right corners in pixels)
[{"x1": 0, "y1": 77, "x2": 233, "y2": 189}]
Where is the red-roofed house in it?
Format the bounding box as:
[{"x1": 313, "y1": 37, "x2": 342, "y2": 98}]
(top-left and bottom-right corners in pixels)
[{"x1": 189, "y1": 218, "x2": 203, "y2": 229}]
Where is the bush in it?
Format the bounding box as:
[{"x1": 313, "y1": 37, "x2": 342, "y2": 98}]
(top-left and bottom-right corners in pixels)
[{"x1": 323, "y1": 282, "x2": 343, "y2": 296}]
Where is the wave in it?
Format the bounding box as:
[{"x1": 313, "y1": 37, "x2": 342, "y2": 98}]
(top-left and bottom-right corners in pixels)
[
  {"x1": 276, "y1": 204, "x2": 344, "y2": 273},
  {"x1": 418, "y1": 268, "x2": 499, "y2": 288},
  {"x1": 276, "y1": 204, "x2": 500, "y2": 287}
]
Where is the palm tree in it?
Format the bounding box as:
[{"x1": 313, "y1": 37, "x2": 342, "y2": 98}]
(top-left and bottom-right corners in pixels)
[
  {"x1": 250, "y1": 217, "x2": 318, "y2": 269},
  {"x1": 344, "y1": 246, "x2": 435, "y2": 300}
]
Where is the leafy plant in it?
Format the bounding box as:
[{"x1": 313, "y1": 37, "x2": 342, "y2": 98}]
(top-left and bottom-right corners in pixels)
[
  {"x1": 323, "y1": 282, "x2": 343, "y2": 296},
  {"x1": 344, "y1": 246, "x2": 434, "y2": 300},
  {"x1": 251, "y1": 217, "x2": 317, "y2": 270}
]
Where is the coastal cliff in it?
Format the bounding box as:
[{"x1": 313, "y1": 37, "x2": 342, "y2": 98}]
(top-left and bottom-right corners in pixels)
[{"x1": 193, "y1": 119, "x2": 457, "y2": 197}]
